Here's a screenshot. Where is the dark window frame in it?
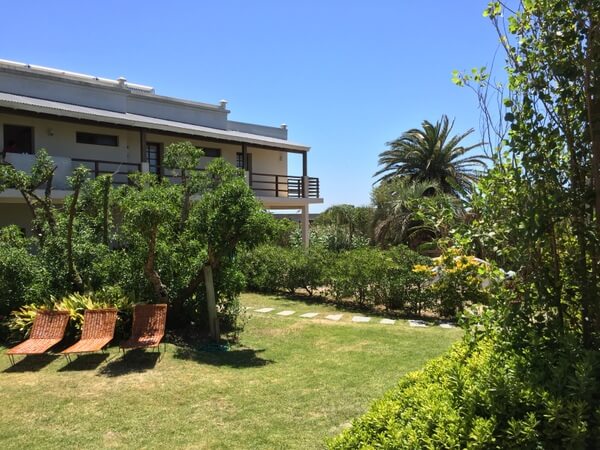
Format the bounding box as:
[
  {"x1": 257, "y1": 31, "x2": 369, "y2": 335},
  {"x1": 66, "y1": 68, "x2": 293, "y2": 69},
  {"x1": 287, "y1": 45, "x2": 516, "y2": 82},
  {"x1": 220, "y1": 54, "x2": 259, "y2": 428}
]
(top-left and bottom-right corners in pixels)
[
  {"x1": 3, "y1": 124, "x2": 34, "y2": 154},
  {"x1": 200, "y1": 147, "x2": 221, "y2": 158},
  {"x1": 76, "y1": 131, "x2": 119, "y2": 147}
]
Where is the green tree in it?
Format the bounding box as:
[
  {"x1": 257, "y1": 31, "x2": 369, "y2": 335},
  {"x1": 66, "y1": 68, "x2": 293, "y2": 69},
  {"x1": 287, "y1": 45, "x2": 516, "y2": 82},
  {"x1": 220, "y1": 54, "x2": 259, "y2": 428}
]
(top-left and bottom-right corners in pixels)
[
  {"x1": 315, "y1": 204, "x2": 374, "y2": 249},
  {"x1": 463, "y1": 0, "x2": 600, "y2": 349},
  {"x1": 374, "y1": 115, "x2": 487, "y2": 195}
]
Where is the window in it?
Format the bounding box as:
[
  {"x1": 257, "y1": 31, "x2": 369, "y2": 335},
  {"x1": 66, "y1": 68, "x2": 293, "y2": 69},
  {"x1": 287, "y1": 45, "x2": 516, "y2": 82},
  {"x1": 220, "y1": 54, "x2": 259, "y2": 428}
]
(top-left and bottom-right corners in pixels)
[
  {"x1": 76, "y1": 131, "x2": 118, "y2": 146},
  {"x1": 236, "y1": 152, "x2": 252, "y2": 171},
  {"x1": 202, "y1": 147, "x2": 221, "y2": 158},
  {"x1": 3, "y1": 125, "x2": 33, "y2": 154}
]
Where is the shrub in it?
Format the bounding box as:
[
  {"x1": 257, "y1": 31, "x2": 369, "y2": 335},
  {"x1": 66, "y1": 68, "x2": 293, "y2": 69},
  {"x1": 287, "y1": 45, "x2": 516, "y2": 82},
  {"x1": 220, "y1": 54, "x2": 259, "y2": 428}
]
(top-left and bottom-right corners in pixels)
[
  {"x1": 240, "y1": 245, "x2": 330, "y2": 297},
  {"x1": 327, "y1": 248, "x2": 388, "y2": 306},
  {"x1": 243, "y1": 244, "x2": 436, "y2": 315},
  {"x1": 414, "y1": 247, "x2": 503, "y2": 318},
  {"x1": 0, "y1": 226, "x2": 50, "y2": 318},
  {"x1": 281, "y1": 247, "x2": 329, "y2": 296},
  {"x1": 329, "y1": 335, "x2": 600, "y2": 449},
  {"x1": 238, "y1": 244, "x2": 287, "y2": 293},
  {"x1": 375, "y1": 246, "x2": 431, "y2": 314}
]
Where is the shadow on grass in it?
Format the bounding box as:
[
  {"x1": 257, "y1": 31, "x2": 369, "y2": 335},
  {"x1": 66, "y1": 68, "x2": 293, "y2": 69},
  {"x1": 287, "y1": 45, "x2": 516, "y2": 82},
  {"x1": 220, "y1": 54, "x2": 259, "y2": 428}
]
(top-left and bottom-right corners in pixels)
[
  {"x1": 174, "y1": 346, "x2": 274, "y2": 369},
  {"x1": 58, "y1": 353, "x2": 110, "y2": 372},
  {"x1": 3, "y1": 354, "x2": 59, "y2": 372},
  {"x1": 96, "y1": 349, "x2": 160, "y2": 377}
]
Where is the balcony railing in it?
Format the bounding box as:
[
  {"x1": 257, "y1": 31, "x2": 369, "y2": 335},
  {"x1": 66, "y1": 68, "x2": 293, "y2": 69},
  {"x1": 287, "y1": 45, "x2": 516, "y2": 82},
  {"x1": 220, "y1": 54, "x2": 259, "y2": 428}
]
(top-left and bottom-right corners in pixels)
[
  {"x1": 250, "y1": 173, "x2": 320, "y2": 199},
  {"x1": 3, "y1": 153, "x2": 320, "y2": 199},
  {"x1": 72, "y1": 158, "x2": 142, "y2": 185}
]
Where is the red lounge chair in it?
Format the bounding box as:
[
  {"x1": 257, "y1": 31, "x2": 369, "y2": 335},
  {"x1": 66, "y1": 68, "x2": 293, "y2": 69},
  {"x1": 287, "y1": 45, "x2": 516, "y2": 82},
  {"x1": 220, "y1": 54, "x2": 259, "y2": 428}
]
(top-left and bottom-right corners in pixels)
[
  {"x1": 120, "y1": 304, "x2": 167, "y2": 353},
  {"x1": 6, "y1": 310, "x2": 70, "y2": 365},
  {"x1": 61, "y1": 308, "x2": 118, "y2": 360}
]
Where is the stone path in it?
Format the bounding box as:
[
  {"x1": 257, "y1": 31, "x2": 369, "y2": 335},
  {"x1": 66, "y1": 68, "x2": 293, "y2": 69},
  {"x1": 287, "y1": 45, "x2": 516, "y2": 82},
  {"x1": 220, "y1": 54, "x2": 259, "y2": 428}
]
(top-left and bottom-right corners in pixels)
[
  {"x1": 352, "y1": 316, "x2": 371, "y2": 323},
  {"x1": 249, "y1": 307, "x2": 455, "y2": 329},
  {"x1": 325, "y1": 314, "x2": 343, "y2": 321}
]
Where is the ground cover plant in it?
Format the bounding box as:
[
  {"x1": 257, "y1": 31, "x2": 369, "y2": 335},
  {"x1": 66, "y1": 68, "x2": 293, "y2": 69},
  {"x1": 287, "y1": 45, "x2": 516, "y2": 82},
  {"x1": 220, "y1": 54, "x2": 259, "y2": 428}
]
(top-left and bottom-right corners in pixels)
[{"x1": 0, "y1": 293, "x2": 461, "y2": 450}]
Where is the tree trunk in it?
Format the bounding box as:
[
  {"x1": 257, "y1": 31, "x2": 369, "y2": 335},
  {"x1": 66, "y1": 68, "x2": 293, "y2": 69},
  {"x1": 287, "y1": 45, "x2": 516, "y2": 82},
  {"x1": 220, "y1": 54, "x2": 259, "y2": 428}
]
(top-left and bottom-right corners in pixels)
[
  {"x1": 585, "y1": 7, "x2": 600, "y2": 344},
  {"x1": 144, "y1": 226, "x2": 169, "y2": 304},
  {"x1": 101, "y1": 176, "x2": 111, "y2": 245},
  {"x1": 66, "y1": 185, "x2": 84, "y2": 292},
  {"x1": 203, "y1": 264, "x2": 220, "y2": 341}
]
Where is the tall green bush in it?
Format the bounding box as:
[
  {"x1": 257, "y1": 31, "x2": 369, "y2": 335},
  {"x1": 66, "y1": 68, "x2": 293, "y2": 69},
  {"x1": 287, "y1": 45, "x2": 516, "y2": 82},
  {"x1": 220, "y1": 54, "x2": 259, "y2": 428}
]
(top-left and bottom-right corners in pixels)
[{"x1": 0, "y1": 226, "x2": 49, "y2": 318}]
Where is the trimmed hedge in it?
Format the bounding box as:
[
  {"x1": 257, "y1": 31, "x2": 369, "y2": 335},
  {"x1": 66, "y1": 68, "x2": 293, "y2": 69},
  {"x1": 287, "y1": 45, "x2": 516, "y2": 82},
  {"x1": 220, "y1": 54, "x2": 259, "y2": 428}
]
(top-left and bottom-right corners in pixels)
[
  {"x1": 329, "y1": 337, "x2": 600, "y2": 449},
  {"x1": 239, "y1": 244, "x2": 431, "y2": 315}
]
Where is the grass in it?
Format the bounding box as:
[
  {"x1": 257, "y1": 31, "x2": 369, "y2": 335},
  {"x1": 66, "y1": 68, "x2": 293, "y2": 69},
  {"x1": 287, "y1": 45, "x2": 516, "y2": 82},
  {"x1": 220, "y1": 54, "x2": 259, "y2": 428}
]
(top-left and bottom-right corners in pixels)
[{"x1": 0, "y1": 293, "x2": 461, "y2": 449}]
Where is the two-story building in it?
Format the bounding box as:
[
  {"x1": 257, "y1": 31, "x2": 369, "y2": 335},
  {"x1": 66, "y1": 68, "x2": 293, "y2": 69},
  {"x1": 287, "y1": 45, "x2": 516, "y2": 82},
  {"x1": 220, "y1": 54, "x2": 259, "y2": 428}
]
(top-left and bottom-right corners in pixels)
[{"x1": 0, "y1": 59, "x2": 322, "y2": 245}]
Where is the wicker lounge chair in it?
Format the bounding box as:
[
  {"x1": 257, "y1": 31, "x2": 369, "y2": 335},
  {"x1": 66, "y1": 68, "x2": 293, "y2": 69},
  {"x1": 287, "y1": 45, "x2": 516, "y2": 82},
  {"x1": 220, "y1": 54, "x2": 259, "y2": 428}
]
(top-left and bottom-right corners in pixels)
[
  {"x1": 6, "y1": 310, "x2": 70, "y2": 365},
  {"x1": 120, "y1": 304, "x2": 167, "y2": 353},
  {"x1": 61, "y1": 308, "x2": 118, "y2": 360}
]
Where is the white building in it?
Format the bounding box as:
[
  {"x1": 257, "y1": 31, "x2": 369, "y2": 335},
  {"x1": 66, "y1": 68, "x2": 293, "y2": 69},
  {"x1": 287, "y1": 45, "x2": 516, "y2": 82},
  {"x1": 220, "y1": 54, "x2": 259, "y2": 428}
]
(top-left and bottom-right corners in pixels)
[{"x1": 0, "y1": 60, "x2": 322, "y2": 245}]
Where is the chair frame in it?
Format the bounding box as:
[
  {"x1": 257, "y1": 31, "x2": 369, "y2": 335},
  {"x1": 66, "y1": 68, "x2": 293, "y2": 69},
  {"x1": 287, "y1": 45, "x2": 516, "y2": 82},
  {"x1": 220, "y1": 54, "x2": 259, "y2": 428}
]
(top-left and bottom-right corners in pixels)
[
  {"x1": 6, "y1": 310, "x2": 70, "y2": 365},
  {"x1": 61, "y1": 308, "x2": 118, "y2": 362},
  {"x1": 120, "y1": 304, "x2": 168, "y2": 354}
]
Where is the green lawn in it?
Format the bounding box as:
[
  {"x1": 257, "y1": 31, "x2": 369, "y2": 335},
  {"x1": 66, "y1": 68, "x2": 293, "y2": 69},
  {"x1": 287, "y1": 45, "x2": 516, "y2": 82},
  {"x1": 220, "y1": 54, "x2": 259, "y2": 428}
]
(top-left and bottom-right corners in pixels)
[{"x1": 0, "y1": 293, "x2": 461, "y2": 449}]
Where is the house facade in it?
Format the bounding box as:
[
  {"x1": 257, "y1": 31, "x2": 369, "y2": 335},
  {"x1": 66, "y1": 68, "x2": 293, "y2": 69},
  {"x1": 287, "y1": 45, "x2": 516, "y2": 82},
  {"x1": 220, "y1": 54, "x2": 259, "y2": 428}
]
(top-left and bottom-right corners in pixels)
[{"x1": 0, "y1": 60, "x2": 322, "y2": 245}]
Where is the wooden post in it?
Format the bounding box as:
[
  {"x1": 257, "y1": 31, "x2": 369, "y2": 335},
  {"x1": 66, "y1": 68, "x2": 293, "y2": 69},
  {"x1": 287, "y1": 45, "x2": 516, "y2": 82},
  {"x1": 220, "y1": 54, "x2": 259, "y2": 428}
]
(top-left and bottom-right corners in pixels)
[
  {"x1": 302, "y1": 151, "x2": 307, "y2": 177},
  {"x1": 203, "y1": 264, "x2": 220, "y2": 341},
  {"x1": 241, "y1": 143, "x2": 248, "y2": 170},
  {"x1": 140, "y1": 129, "x2": 147, "y2": 163}
]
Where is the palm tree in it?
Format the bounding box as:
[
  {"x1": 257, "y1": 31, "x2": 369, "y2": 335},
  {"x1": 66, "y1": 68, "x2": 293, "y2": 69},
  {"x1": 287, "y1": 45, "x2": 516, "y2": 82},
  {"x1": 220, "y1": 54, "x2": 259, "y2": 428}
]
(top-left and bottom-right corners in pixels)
[{"x1": 374, "y1": 115, "x2": 487, "y2": 195}]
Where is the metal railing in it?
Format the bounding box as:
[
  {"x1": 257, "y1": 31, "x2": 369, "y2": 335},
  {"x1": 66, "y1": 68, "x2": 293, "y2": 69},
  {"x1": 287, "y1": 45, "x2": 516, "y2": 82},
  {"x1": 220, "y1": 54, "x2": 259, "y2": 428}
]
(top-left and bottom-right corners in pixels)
[
  {"x1": 71, "y1": 158, "x2": 142, "y2": 185},
  {"x1": 250, "y1": 172, "x2": 320, "y2": 199},
  {"x1": 67, "y1": 160, "x2": 321, "y2": 198}
]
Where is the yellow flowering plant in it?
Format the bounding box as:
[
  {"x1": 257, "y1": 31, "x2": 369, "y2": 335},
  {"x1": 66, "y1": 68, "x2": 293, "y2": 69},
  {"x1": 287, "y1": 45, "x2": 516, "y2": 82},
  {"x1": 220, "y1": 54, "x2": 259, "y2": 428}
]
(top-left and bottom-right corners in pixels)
[{"x1": 413, "y1": 247, "x2": 501, "y2": 318}]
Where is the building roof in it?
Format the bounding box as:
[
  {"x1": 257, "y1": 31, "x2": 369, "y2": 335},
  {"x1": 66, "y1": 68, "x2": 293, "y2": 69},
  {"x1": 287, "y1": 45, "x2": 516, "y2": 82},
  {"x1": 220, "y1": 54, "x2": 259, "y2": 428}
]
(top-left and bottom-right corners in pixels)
[{"x1": 0, "y1": 92, "x2": 310, "y2": 152}]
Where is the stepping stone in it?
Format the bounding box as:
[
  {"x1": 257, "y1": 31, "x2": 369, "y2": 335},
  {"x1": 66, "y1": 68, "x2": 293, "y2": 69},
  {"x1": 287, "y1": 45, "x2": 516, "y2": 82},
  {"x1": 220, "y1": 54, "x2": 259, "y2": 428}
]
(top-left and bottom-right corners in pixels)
[
  {"x1": 439, "y1": 323, "x2": 456, "y2": 329},
  {"x1": 277, "y1": 310, "x2": 295, "y2": 316},
  {"x1": 380, "y1": 318, "x2": 396, "y2": 325},
  {"x1": 254, "y1": 307, "x2": 275, "y2": 313},
  {"x1": 408, "y1": 319, "x2": 428, "y2": 328},
  {"x1": 352, "y1": 316, "x2": 371, "y2": 323},
  {"x1": 325, "y1": 314, "x2": 343, "y2": 321},
  {"x1": 300, "y1": 312, "x2": 319, "y2": 318}
]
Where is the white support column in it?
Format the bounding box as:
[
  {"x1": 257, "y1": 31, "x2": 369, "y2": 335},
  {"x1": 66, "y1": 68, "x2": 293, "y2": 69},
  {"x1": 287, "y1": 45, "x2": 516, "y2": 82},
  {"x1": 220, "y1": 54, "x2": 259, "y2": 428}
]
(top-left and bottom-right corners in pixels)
[{"x1": 301, "y1": 205, "x2": 310, "y2": 248}]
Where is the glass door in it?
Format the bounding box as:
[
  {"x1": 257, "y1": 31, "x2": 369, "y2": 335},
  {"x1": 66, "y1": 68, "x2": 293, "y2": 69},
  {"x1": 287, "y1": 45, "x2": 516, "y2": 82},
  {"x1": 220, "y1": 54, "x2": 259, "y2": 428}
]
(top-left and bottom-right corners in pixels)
[{"x1": 146, "y1": 143, "x2": 161, "y2": 176}]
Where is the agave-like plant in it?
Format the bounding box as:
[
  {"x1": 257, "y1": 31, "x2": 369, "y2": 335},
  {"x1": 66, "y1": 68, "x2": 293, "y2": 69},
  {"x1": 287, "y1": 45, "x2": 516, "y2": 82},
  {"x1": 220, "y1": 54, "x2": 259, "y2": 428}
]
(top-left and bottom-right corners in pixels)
[
  {"x1": 372, "y1": 179, "x2": 464, "y2": 250},
  {"x1": 9, "y1": 293, "x2": 131, "y2": 336},
  {"x1": 374, "y1": 115, "x2": 487, "y2": 196}
]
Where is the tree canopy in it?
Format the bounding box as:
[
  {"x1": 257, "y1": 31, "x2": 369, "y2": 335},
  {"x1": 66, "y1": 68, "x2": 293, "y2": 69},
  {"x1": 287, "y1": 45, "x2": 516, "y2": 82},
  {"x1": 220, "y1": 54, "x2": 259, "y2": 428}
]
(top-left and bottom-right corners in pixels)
[{"x1": 374, "y1": 115, "x2": 487, "y2": 196}]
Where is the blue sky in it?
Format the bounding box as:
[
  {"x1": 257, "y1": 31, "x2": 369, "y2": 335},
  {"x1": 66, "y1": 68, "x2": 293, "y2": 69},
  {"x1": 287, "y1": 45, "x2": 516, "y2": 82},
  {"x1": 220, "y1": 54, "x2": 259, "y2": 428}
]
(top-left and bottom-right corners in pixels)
[{"x1": 1, "y1": 1, "x2": 503, "y2": 211}]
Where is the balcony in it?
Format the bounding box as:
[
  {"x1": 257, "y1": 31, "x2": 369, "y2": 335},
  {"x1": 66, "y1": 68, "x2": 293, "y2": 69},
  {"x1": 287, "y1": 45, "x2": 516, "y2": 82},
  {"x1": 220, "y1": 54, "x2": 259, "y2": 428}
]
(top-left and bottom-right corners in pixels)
[{"x1": 2, "y1": 153, "x2": 320, "y2": 199}]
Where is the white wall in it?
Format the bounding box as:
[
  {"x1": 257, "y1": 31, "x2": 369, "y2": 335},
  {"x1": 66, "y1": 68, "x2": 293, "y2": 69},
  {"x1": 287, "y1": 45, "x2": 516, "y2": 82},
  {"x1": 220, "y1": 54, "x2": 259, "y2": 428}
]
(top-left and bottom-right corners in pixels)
[{"x1": 0, "y1": 112, "x2": 139, "y2": 163}]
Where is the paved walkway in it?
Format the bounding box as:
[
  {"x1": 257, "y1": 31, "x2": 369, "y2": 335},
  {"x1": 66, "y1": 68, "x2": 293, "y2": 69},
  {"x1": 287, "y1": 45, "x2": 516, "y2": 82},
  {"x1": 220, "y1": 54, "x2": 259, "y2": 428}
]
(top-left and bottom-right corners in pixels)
[{"x1": 249, "y1": 307, "x2": 456, "y2": 328}]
